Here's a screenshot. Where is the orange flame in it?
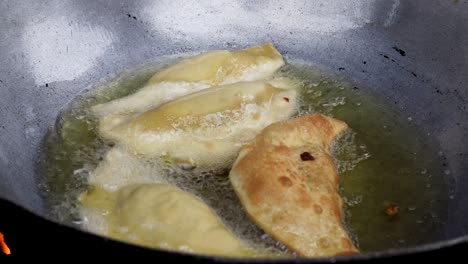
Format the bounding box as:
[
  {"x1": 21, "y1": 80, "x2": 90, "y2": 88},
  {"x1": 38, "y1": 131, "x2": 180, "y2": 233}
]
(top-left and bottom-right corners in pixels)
[{"x1": 0, "y1": 232, "x2": 11, "y2": 255}]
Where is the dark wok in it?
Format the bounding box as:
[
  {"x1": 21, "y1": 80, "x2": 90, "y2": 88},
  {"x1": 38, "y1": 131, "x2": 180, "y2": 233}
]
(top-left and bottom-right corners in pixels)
[{"x1": 0, "y1": 0, "x2": 467, "y2": 261}]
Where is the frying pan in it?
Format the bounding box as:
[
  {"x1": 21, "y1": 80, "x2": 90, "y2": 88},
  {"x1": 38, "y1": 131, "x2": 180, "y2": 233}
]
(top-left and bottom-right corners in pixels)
[{"x1": 0, "y1": 0, "x2": 467, "y2": 261}]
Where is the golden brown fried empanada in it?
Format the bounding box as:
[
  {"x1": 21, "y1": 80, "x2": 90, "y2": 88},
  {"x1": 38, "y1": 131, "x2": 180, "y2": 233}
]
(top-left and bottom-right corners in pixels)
[{"x1": 229, "y1": 114, "x2": 359, "y2": 256}]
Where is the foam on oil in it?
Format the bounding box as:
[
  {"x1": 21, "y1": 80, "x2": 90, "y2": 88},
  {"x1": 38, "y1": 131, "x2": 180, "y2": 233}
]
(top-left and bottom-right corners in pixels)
[{"x1": 39, "y1": 56, "x2": 451, "y2": 256}]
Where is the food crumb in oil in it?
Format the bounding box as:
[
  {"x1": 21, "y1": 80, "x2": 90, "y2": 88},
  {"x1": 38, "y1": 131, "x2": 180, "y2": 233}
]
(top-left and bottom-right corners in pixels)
[{"x1": 384, "y1": 204, "x2": 399, "y2": 216}]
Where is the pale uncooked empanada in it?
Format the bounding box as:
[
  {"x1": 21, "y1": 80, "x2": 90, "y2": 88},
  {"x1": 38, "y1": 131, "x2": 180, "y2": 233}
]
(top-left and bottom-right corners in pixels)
[
  {"x1": 229, "y1": 114, "x2": 359, "y2": 257},
  {"x1": 87, "y1": 147, "x2": 165, "y2": 191},
  {"x1": 100, "y1": 81, "x2": 297, "y2": 168},
  {"x1": 92, "y1": 43, "x2": 284, "y2": 128},
  {"x1": 80, "y1": 184, "x2": 251, "y2": 257},
  {"x1": 146, "y1": 42, "x2": 284, "y2": 85}
]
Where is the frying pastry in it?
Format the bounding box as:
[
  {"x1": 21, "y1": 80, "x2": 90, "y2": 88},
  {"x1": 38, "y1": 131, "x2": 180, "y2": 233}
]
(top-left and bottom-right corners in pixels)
[
  {"x1": 80, "y1": 183, "x2": 251, "y2": 257},
  {"x1": 146, "y1": 42, "x2": 284, "y2": 85},
  {"x1": 100, "y1": 81, "x2": 297, "y2": 168},
  {"x1": 87, "y1": 147, "x2": 165, "y2": 191},
  {"x1": 229, "y1": 114, "x2": 359, "y2": 256},
  {"x1": 92, "y1": 43, "x2": 284, "y2": 131}
]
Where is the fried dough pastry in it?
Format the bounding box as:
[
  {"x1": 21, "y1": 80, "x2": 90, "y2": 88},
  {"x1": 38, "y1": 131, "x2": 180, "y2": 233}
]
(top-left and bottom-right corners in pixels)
[
  {"x1": 92, "y1": 43, "x2": 284, "y2": 129},
  {"x1": 80, "y1": 184, "x2": 252, "y2": 257},
  {"x1": 229, "y1": 114, "x2": 359, "y2": 256},
  {"x1": 87, "y1": 147, "x2": 165, "y2": 191},
  {"x1": 100, "y1": 81, "x2": 297, "y2": 168}
]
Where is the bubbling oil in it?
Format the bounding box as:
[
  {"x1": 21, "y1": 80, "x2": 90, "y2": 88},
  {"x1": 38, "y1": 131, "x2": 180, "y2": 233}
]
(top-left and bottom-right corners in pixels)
[{"x1": 39, "y1": 56, "x2": 451, "y2": 256}]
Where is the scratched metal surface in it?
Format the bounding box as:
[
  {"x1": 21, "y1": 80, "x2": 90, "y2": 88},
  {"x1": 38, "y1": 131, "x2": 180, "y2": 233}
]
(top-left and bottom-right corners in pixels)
[{"x1": 0, "y1": 0, "x2": 467, "y2": 260}]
